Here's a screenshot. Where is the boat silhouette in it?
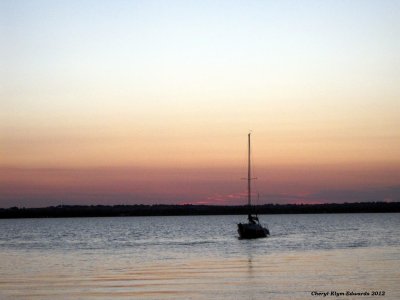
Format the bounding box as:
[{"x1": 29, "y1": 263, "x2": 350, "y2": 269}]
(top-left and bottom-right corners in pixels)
[{"x1": 237, "y1": 133, "x2": 270, "y2": 239}]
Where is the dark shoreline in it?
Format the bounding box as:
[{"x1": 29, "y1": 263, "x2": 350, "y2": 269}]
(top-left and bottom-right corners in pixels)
[{"x1": 0, "y1": 202, "x2": 399, "y2": 219}]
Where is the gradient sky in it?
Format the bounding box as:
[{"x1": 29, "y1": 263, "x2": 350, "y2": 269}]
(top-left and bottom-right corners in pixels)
[{"x1": 1, "y1": 0, "x2": 400, "y2": 207}]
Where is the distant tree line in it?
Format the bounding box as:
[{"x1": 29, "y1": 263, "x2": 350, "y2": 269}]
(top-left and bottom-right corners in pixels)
[{"x1": 0, "y1": 202, "x2": 399, "y2": 219}]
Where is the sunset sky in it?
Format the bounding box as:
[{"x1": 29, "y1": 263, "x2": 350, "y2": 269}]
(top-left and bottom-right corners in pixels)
[{"x1": 1, "y1": 0, "x2": 400, "y2": 207}]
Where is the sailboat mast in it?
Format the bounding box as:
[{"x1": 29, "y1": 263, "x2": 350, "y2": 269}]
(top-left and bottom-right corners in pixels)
[{"x1": 248, "y1": 133, "x2": 251, "y2": 207}]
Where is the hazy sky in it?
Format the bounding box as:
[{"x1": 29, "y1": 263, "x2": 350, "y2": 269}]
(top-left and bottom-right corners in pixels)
[{"x1": 1, "y1": 0, "x2": 400, "y2": 207}]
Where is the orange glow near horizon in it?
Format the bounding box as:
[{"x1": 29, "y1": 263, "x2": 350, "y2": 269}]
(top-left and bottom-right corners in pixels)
[
  {"x1": 1, "y1": 162, "x2": 400, "y2": 207},
  {"x1": 2, "y1": 113, "x2": 400, "y2": 207},
  {"x1": 3, "y1": 116, "x2": 400, "y2": 168}
]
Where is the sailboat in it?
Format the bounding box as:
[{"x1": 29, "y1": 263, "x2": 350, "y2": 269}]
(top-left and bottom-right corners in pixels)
[{"x1": 237, "y1": 133, "x2": 270, "y2": 239}]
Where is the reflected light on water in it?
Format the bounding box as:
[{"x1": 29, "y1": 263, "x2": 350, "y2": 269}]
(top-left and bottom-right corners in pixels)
[{"x1": 1, "y1": 247, "x2": 399, "y2": 299}]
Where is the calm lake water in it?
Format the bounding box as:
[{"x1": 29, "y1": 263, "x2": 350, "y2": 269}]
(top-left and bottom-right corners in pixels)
[{"x1": 0, "y1": 213, "x2": 399, "y2": 299}]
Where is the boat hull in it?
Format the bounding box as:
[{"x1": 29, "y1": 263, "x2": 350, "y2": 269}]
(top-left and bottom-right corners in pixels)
[{"x1": 238, "y1": 223, "x2": 269, "y2": 239}]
